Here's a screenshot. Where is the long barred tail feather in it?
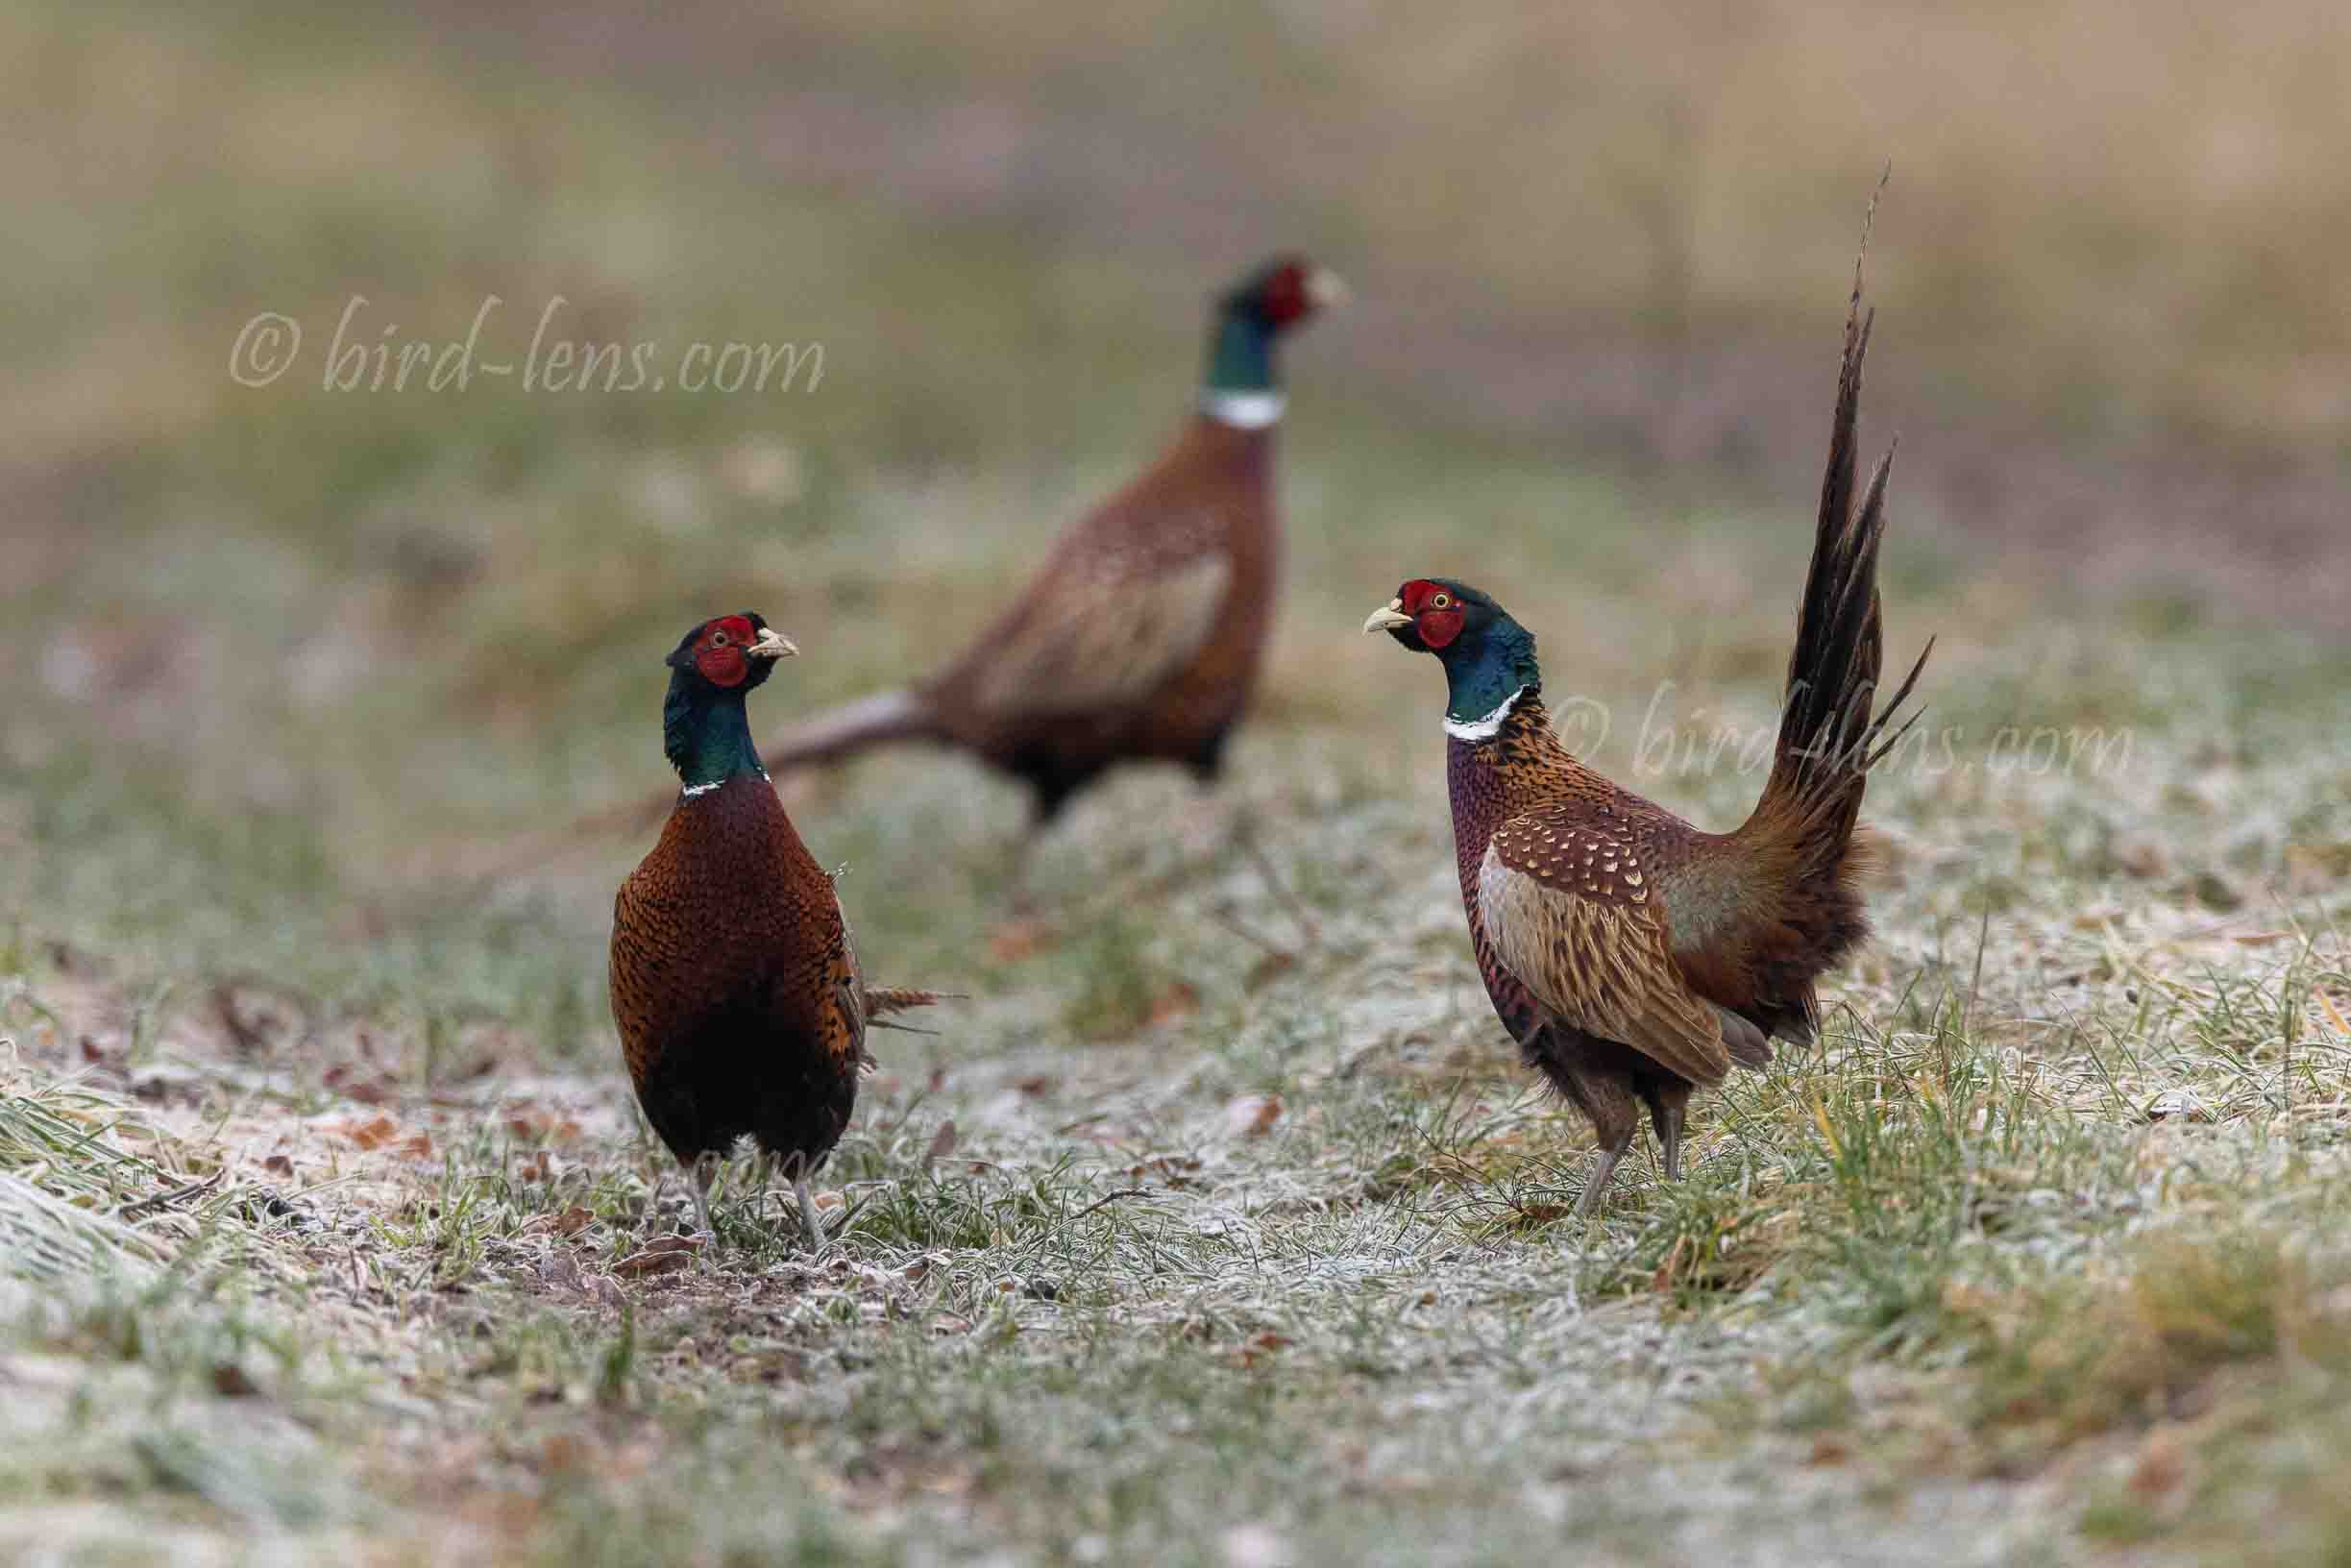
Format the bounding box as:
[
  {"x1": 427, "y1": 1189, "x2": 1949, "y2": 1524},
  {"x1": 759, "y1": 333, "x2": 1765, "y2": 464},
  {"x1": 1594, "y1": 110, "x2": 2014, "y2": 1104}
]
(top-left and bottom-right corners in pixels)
[
  {"x1": 1743, "y1": 196, "x2": 1929, "y2": 886},
  {"x1": 759, "y1": 688, "x2": 936, "y2": 776},
  {"x1": 862, "y1": 984, "x2": 962, "y2": 1020},
  {"x1": 508, "y1": 687, "x2": 943, "y2": 870},
  {"x1": 855, "y1": 985, "x2": 959, "y2": 1066}
]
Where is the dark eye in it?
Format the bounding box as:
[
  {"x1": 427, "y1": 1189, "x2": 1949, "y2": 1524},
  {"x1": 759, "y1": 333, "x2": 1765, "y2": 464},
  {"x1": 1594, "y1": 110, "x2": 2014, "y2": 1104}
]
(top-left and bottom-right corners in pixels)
[
  {"x1": 710, "y1": 629, "x2": 731, "y2": 648},
  {"x1": 1431, "y1": 593, "x2": 1452, "y2": 609}
]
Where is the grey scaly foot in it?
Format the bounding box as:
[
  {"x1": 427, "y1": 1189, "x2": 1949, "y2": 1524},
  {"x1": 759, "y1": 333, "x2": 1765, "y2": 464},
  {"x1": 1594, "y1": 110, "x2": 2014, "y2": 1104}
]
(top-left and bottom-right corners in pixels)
[
  {"x1": 1657, "y1": 1103, "x2": 1685, "y2": 1184},
  {"x1": 795, "y1": 1176, "x2": 827, "y2": 1251},
  {"x1": 1576, "y1": 1128, "x2": 1638, "y2": 1219},
  {"x1": 689, "y1": 1155, "x2": 719, "y2": 1269}
]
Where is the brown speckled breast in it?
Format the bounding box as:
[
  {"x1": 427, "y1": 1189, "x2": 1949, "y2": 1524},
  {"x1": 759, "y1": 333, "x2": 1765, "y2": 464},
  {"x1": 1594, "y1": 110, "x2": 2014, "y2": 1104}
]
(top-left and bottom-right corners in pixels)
[
  {"x1": 609, "y1": 775, "x2": 866, "y2": 1173},
  {"x1": 1445, "y1": 698, "x2": 1696, "y2": 1041},
  {"x1": 1447, "y1": 704, "x2": 1574, "y2": 1045}
]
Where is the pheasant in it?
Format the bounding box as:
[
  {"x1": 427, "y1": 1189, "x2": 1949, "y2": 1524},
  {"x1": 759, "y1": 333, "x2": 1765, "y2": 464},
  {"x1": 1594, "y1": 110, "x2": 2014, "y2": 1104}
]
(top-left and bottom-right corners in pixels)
[
  {"x1": 608, "y1": 612, "x2": 945, "y2": 1246},
  {"x1": 584, "y1": 256, "x2": 1342, "y2": 842},
  {"x1": 1363, "y1": 275, "x2": 1928, "y2": 1216}
]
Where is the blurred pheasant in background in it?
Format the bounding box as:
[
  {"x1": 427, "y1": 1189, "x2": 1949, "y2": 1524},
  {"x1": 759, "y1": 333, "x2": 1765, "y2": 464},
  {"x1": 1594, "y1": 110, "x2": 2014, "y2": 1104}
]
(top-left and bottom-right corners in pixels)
[
  {"x1": 608, "y1": 613, "x2": 946, "y2": 1247},
  {"x1": 585, "y1": 256, "x2": 1342, "y2": 843},
  {"x1": 1364, "y1": 268, "x2": 1928, "y2": 1216}
]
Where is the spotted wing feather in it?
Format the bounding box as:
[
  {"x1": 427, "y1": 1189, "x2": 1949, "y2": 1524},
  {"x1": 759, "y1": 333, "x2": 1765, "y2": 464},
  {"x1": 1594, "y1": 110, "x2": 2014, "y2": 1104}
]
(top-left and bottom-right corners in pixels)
[{"x1": 1476, "y1": 809, "x2": 1733, "y2": 1087}]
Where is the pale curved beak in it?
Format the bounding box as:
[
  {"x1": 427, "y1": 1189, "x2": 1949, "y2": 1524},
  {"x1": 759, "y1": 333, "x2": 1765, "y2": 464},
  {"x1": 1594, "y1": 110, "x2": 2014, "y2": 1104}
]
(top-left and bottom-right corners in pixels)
[
  {"x1": 747, "y1": 625, "x2": 799, "y2": 660},
  {"x1": 1362, "y1": 599, "x2": 1411, "y2": 635},
  {"x1": 1307, "y1": 267, "x2": 1350, "y2": 311}
]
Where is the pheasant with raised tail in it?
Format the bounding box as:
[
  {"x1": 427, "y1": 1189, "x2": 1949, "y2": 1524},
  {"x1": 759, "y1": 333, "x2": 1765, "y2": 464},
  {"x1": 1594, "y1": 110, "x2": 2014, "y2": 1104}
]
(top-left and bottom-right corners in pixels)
[{"x1": 1363, "y1": 265, "x2": 1928, "y2": 1215}]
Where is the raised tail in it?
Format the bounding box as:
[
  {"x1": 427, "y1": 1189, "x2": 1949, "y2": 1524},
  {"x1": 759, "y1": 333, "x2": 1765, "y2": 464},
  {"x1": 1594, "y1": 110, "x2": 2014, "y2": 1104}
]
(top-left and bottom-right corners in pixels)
[
  {"x1": 1739, "y1": 235, "x2": 1930, "y2": 915},
  {"x1": 758, "y1": 688, "x2": 936, "y2": 775}
]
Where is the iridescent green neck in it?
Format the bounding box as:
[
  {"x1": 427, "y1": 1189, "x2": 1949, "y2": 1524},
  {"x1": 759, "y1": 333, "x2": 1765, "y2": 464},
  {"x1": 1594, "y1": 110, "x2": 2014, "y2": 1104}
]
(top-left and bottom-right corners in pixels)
[
  {"x1": 663, "y1": 678, "x2": 767, "y2": 791},
  {"x1": 1438, "y1": 621, "x2": 1543, "y2": 739},
  {"x1": 1204, "y1": 310, "x2": 1277, "y2": 396}
]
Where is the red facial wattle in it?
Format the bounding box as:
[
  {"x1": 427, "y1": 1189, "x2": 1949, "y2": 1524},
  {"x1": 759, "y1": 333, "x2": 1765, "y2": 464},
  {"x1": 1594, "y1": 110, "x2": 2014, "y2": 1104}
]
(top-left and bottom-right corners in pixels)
[
  {"x1": 694, "y1": 615, "x2": 761, "y2": 687},
  {"x1": 1398, "y1": 580, "x2": 1465, "y2": 650},
  {"x1": 1261, "y1": 262, "x2": 1312, "y2": 326}
]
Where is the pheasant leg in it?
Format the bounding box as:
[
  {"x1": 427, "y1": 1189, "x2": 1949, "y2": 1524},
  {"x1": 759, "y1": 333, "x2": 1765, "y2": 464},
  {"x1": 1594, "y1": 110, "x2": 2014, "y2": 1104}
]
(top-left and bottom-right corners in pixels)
[
  {"x1": 795, "y1": 1176, "x2": 827, "y2": 1249},
  {"x1": 688, "y1": 1155, "x2": 716, "y2": 1239},
  {"x1": 1576, "y1": 1126, "x2": 1639, "y2": 1218}
]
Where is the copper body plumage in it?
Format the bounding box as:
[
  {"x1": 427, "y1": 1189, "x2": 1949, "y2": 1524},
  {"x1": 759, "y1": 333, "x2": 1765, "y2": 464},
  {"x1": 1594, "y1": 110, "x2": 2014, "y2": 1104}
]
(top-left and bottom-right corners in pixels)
[
  {"x1": 611, "y1": 775, "x2": 867, "y2": 1195},
  {"x1": 890, "y1": 416, "x2": 1280, "y2": 820},
  {"x1": 609, "y1": 613, "x2": 942, "y2": 1245}
]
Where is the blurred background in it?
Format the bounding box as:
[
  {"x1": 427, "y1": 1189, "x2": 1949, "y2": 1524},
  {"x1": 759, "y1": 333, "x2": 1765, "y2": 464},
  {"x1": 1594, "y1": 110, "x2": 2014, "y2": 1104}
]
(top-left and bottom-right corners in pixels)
[{"x1": 4, "y1": 0, "x2": 2345, "y2": 1009}]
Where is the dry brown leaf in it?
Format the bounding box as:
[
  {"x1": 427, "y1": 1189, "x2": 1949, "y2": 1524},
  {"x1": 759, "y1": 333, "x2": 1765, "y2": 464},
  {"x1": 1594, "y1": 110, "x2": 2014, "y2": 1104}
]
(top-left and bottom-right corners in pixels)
[
  {"x1": 209, "y1": 1363, "x2": 261, "y2": 1398},
  {"x1": 2129, "y1": 1424, "x2": 2188, "y2": 1498},
  {"x1": 334, "y1": 1115, "x2": 400, "y2": 1150},
  {"x1": 1244, "y1": 952, "x2": 1298, "y2": 992},
  {"x1": 1147, "y1": 982, "x2": 1201, "y2": 1025},
  {"x1": 613, "y1": 1235, "x2": 702, "y2": 1276},
  {"x1": 1650, "y1": 1234, "x2": 1688, "y2": 1291},
  {"x1": 1225, "y1": 1094, "x2": 1282, "y2": 1139},
  {"x1": 541, "y1": 1433, "x2": 592, "y2": 1473},
  {"x1": 323, "y1": 1114, "x2": 430, "y2": 1157},
  {"x1": 1230, "y1": 1331, "x2": 1291, "y2": 1369},
  {"x1": 505, "y1": 1106, "x2": 585, "y2": 1143},
  {"x1": 2314, "y1": 992, "x2": 2348, "y2": 1038},
  {"x1": 987, "y1": 919, "x2": 1055, "y2": 963},
  {"x1": 323, "y1": 1064, "x2": 396, "y2": 1105}
]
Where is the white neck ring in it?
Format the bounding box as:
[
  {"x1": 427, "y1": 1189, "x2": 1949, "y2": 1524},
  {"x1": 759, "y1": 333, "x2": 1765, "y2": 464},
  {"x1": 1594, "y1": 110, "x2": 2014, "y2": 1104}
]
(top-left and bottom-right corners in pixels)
[
  {"x1": 1201, "y1": 389, "x2": 1286, "y2": 429},
  {"x1": 679, "y1": 769, "x2": 767, "y2": 799},
  {"x1": 1443, "y1": 686, "x2": 1525, "y2": 743}
]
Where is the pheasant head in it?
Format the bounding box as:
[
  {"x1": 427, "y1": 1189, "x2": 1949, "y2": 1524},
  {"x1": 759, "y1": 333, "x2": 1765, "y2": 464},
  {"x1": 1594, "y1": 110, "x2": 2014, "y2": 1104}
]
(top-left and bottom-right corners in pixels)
[
  {"x1": 1202, "y1": 255, "x2": 1346, "y2": 421},
  {"x1": 1363, "y1": 578, "x2": 1542, "y2": 741},
  {"x1": 661, "y1": 612, "x2": 797, "y2": 787}
]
